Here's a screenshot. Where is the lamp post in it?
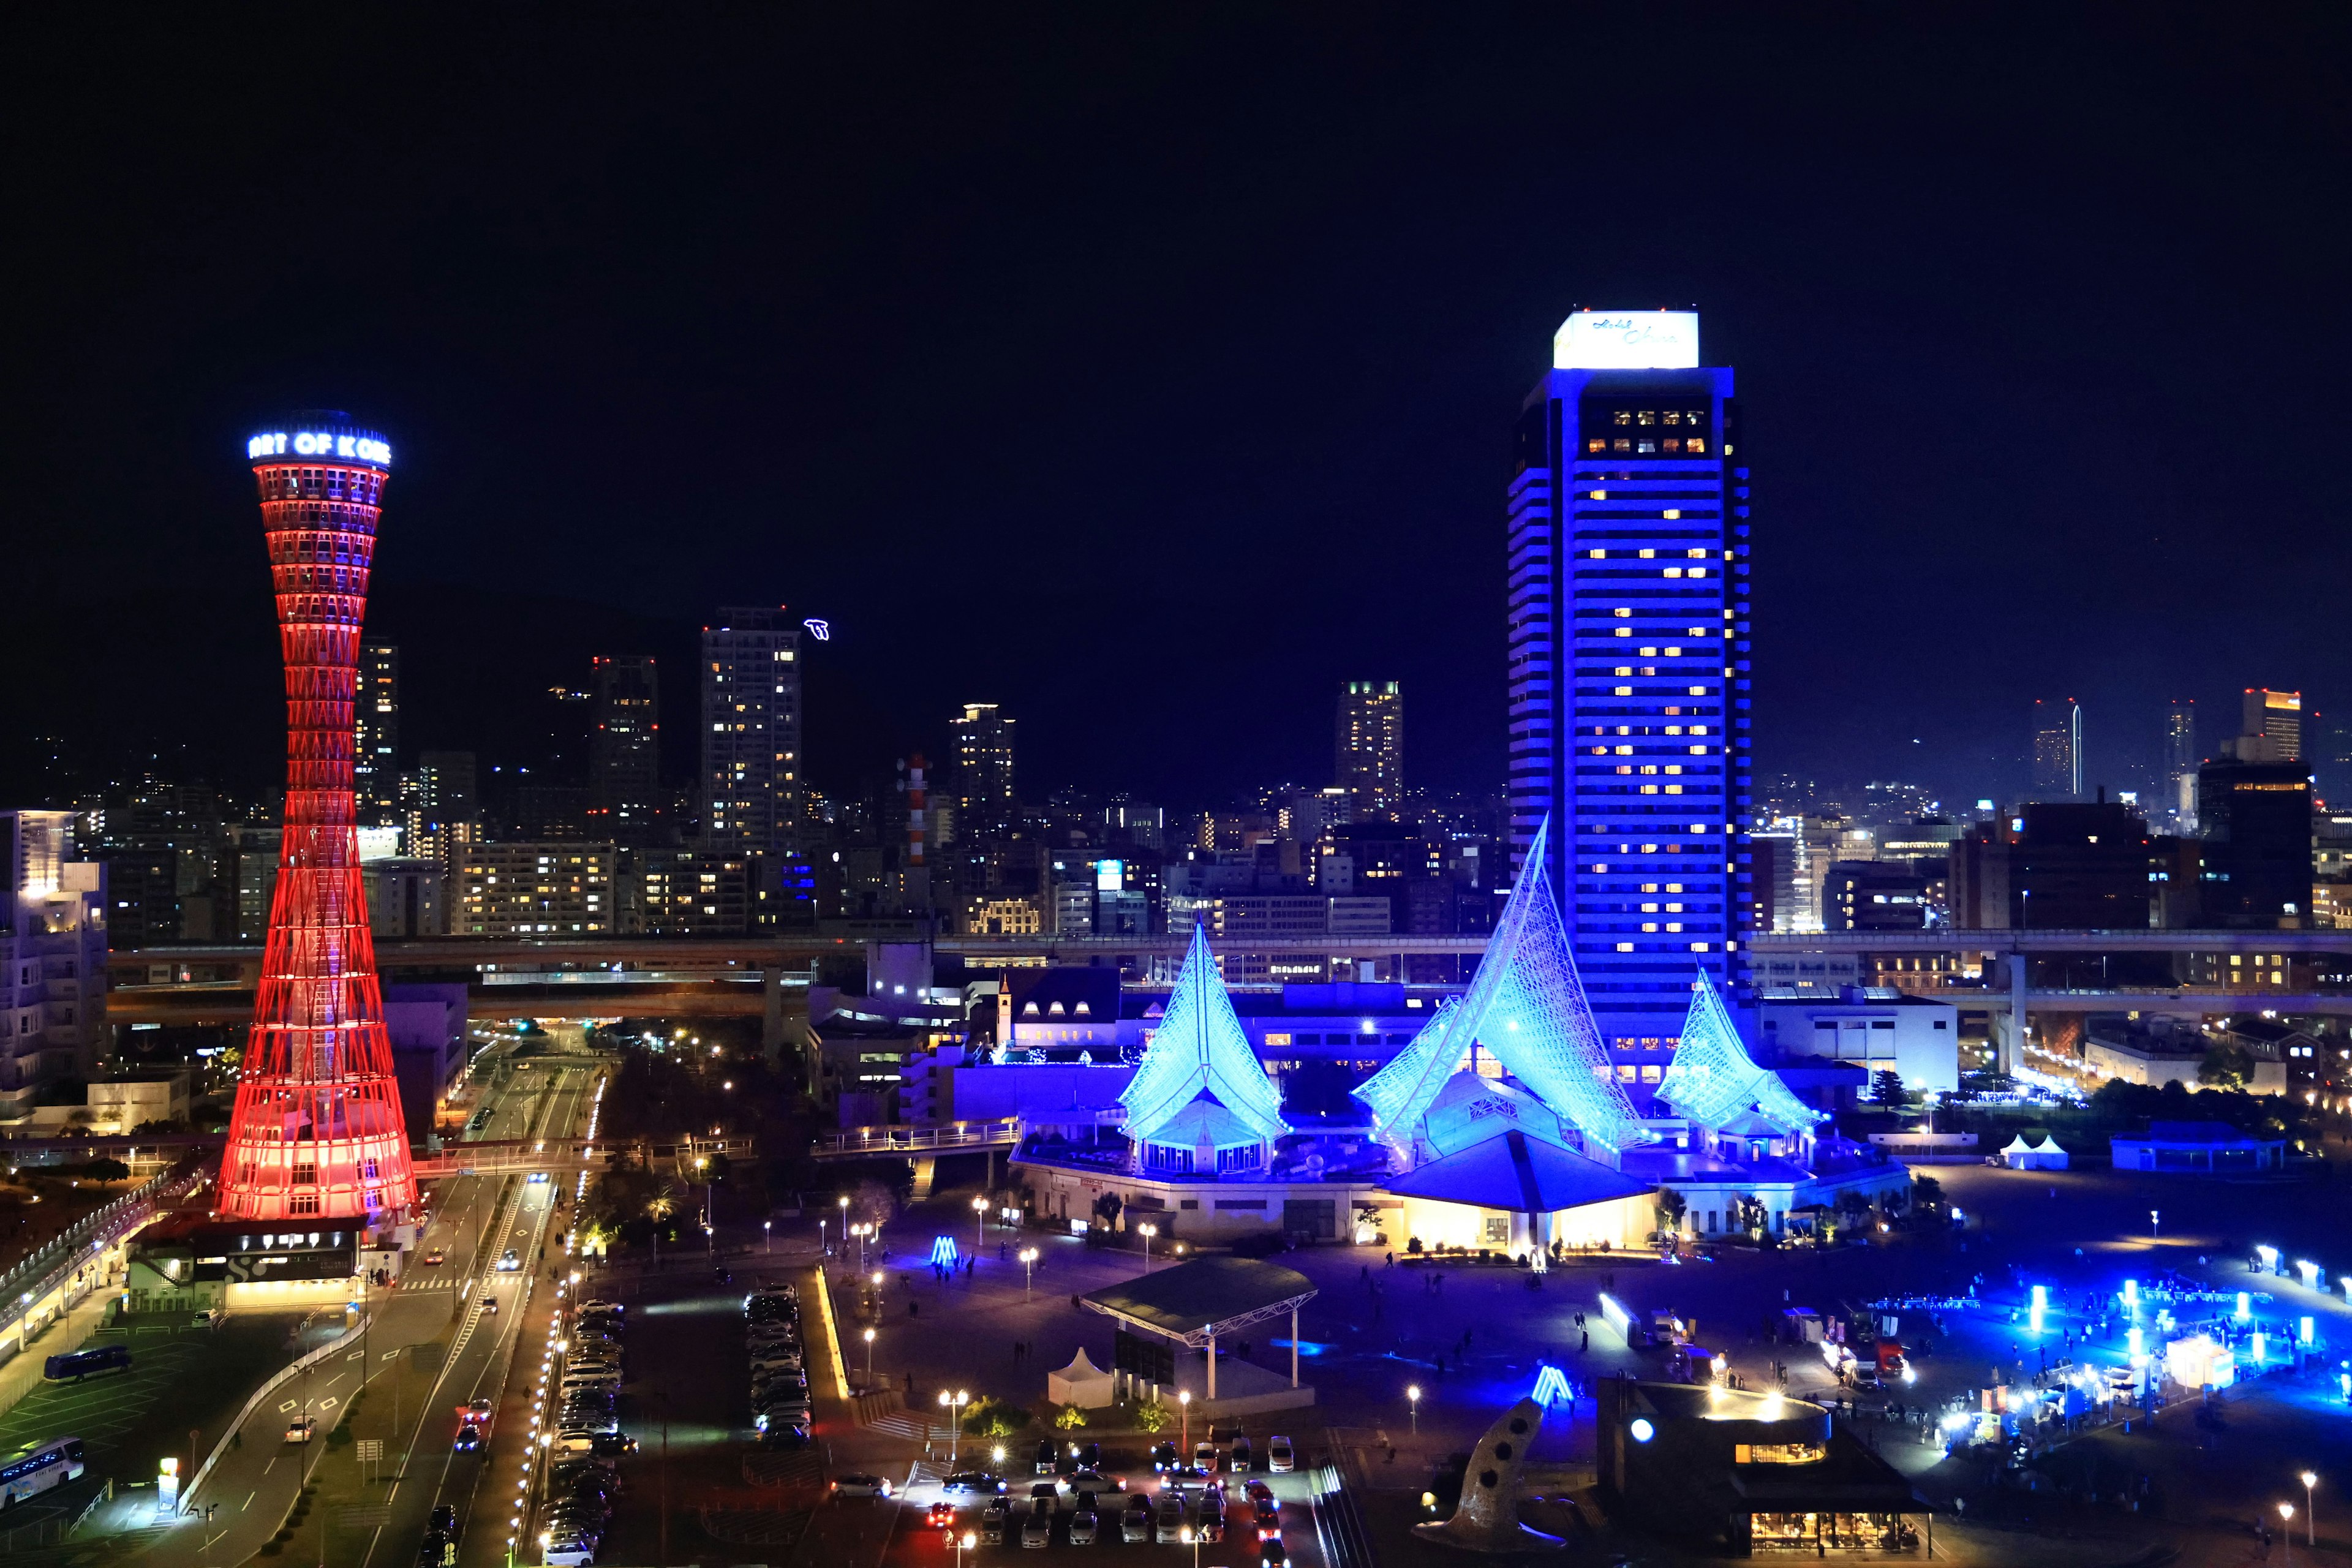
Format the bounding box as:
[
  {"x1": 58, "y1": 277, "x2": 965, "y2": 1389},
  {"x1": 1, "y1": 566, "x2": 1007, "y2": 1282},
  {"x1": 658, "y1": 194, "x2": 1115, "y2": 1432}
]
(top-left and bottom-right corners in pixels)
[
  {"x1": 2303, "y1": 1472, "x2": 2319, "y2": 1546},
  {"x1": 973, "y1": 1194, "x2": 989, "y2": 1253},
  {"x1": 1409, "y1": 1383, "x2": 1422, "y2": 1433},
  {"x1": 1180, "y1": 1389, "x2": 1191, "y2": 1457},
  {"x1": 864, "y1": 1327, "x2": 876, "y2": 1389},
  {"x1": 1139, "y1": 1223, "x2": 1158, "y2": 1272},
  {"x1": 938, "y1": 1389, "x2": 970, "y2": 1464},
  {"x1": 2150, "y1": 1209, "x2": 2160, "y2": 1241},
  {"x1": 956, "y1": 1530, "x2": 976, "y2": 1568},
  {"x1": 763, "y1": 1219, "x2": 772, "y2": 1256},
  {"x1": 838, "y1": 1195, "x2": 850, "y2": 1259},
  {"x1": 1019, "y1": 1247, "x2": 1039, "y2": 1301}
]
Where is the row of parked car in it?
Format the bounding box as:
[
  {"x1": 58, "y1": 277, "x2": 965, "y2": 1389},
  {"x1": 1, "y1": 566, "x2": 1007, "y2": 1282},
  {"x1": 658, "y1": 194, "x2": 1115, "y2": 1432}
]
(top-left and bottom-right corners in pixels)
[
  {"x1": 746, "y1": 1283, "x2": 812, "y2": 1447},
  {"x1": 542, "y1": 1299, "x2": 635, "y2": 1565}
]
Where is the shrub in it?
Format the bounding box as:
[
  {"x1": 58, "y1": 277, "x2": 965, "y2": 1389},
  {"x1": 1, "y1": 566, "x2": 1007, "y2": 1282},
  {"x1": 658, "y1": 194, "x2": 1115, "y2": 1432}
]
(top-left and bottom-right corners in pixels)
[
  {"x1": 1054, "y1": 1403, "x2": 1088, "y2": 1431},
  {"x1": 1134, "y1": 1400, "x2": 1172, "y2": 1434},
  {"x1": 962, "y1": 1395, "x2": 1033, "y2": 1437},
  {"x1": 1406, "y1": 1237, "x2": 1424, "y2": 1256}
]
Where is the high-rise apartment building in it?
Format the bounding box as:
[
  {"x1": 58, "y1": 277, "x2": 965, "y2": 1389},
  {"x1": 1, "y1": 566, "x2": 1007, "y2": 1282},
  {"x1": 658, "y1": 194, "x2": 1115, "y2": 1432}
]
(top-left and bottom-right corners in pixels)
[
  {"x1": 1504, "y1": 308, "x2": 1752, "y2": 1071},
  {"x1": 0, "y1": 810, "x2": 107, "y2": 1118},
  {"x1": 950, "y1": 703, "x2": 1017, "y2": 834},
  {"x1": 2198, "y1": 756, "x2": 2313, "y2": 928},
  {"x1": 588, "y1": 655, "x2": 662, "y2": 845},
  {"x1": 454, "y1": 843, "x2": 616, "y2": 935},
  {"x1": 356, "y1": 643, "x2": 400, "y2": 827},
  {"x1": 2032, "y1": 699, "x2": 2082, "y2": 797},
  {"x1": 1335, "y1": 680, "x2": 1403, "y2": 820},
  {"x1": 703, "y1": 608, "x2": 803, "y2": 862}
]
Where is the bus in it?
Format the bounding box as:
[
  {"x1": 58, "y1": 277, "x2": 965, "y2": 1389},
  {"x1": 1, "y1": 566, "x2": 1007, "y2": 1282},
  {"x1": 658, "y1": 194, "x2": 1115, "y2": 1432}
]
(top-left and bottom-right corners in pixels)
[
  {"x1": 42, "y1": 1344, "x2": 131, "y2": 1382},
  {"x1": 0, "y1": 1437, "x2": 85, "y2": 1509}
]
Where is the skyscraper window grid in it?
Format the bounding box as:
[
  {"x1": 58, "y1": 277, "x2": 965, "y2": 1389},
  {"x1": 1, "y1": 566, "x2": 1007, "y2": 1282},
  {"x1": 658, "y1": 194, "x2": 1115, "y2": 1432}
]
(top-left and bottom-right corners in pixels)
[
  {"x1": 589, "y1": 654, "x2": 661, "y2": 845},
  {"x1": 1335, "y1": 680, "x2": 1403, "y2": 820},
  {"x1": 355, "y1": 643, "x2": 399, "y2": 828},
  {"x1": 1504, "y1": 311, "x2": 1751, "y2": 1088},
  {"x1": 701, "y1": 608, "x2": 802, "y2": 856}
]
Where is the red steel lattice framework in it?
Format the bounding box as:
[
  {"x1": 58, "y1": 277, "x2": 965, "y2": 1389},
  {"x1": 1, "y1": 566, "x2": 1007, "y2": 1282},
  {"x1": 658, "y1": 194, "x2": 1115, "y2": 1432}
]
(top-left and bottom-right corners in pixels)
[{"x1": 216, "y1": 415, "x2": 417, "y2": 1222}]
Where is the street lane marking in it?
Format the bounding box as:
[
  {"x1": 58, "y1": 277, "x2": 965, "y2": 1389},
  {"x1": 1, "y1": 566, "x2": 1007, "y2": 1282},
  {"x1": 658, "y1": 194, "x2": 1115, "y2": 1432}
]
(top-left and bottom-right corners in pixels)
[{"x1": 243, "y1": 1490, "x2": 255, "y2": 1510}]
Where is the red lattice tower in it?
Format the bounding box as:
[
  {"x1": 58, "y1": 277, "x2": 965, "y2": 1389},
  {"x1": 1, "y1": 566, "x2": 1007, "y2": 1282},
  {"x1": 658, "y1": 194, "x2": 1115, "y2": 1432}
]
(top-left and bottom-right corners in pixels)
[{"x1": 216, "y1": 415, "x2": 417, "y2": 1222}]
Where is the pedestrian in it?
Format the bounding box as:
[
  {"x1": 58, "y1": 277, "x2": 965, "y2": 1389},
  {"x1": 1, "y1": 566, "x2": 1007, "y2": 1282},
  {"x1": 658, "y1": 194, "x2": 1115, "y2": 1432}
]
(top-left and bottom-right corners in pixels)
[{"x1": 1385, "y1": 1251, "x2": 1395, "y2": 1269}]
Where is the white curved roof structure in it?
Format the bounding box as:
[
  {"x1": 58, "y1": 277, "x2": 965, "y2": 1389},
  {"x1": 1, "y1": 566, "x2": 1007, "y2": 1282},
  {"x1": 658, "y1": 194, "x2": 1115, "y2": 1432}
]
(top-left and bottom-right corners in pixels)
[
  {"x1": 1118, "y1": 922, "x2": 1287, "y2": 1145},
  {"x1": 1654, "y1": 971, "x2": 1821, "y2": 1134},
  {"x1": 1351, "y1": 815, "x2": 1642, "y2": 1157}
]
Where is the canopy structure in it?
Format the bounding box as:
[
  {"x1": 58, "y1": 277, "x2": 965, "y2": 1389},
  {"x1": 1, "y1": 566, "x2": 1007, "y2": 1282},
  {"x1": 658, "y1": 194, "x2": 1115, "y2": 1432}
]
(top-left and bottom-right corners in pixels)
[
  {"x1": 1654, "y1": 972, "x2": 1822, "y2": 1135},
  {"x1": 1383, "y1": 1127, "x2": 1654, "y2": 1213},
  {"x1": 1351, "y1": 816, "x2": 1642, "y2": 1156},
  {"x1": 1080, "y1": 1255, "x2": 1319, "y2": 1395},
  {"x1": 1118, "y1": 924, "x2": 1286, "y2": 1146}
]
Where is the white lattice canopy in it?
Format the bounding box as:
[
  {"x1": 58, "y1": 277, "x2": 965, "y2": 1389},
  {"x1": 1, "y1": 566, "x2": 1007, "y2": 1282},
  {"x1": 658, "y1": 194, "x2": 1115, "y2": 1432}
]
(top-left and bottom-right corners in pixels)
[
  {"x1": 1118, "y1": 922, "x2": 1287, "y2": 1145},
  {"x1": 1654, "y1": 971, "x2": 1822, "y2": 1134},
  {"x1": 1352, "y1": 815, "x2": 1643, "y2": 1157}
]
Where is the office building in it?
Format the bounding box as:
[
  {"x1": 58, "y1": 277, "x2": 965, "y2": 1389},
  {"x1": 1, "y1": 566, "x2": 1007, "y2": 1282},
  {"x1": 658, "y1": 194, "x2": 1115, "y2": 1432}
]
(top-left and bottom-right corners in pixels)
[
  {"x1": 703, "y1": 608, "x2": 802, "y2": 856},
  {"x1": 229, "y1": 823, "x2": 282, "y2": 941},
  {"x1": 363, "y1": 858, "x2": 447, "y2": 937},
  {"x1": 2032, "y1": 699, "x2": 2081, "y2": 797},
  {"x1": 1951, "y1": 798, "x2": 2154, "y2": 930},
  {"x1": 1335, "y1": 680, "x2": 1403, "y2": 820},
  {"x1": 2163, "y1": 699, "x2": 2197, "y2": 829},
  {"x1": 589, "y1": 655, "x2": 662, "y2": 845},
  {"x1": 1823, "y1": 859, "x2": 1933, "y2": 932},
  {"x1": 2198, "y1": 757, "x2": 2313, "y2": 929},
  {"x1": 2226, "y1": 688, "x2": 2302, "y2": 763},
  {"x1": 0, "y1": 810, "x2": 107, "y2": 1120},
  {"x1": 454, "y1": 843, "x2": 617, "y2": 935},
  {"x1": 625, "y1": 847, "x2": 750, "y2": 935},
  {"x1": 951, "y1": 703, "x2": 1017, "y2": 835},
  {"x1": 1504, "y1": 307, "x2": 1752, "y2": 1059},
  {"x1": 355, "y1": 643, "x2": 400, "y2": 827}
]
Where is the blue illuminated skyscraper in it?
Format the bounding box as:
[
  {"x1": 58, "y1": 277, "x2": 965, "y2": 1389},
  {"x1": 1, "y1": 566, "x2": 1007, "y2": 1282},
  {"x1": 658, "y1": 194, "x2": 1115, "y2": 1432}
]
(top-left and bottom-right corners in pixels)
[{"x1": 1504, "y1": 310, "x2": 1754, "y2": 1096}]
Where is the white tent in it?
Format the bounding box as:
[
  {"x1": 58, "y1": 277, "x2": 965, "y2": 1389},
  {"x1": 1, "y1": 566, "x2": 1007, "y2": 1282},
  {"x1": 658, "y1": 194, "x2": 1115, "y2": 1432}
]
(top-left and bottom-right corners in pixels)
[
  {"x1": 1047, "y1": 1347, "x2": 1116, "y2": 1409},
  {"x1": 2001, "y1": 1133, "x2": 2068, "y2": 1170}
]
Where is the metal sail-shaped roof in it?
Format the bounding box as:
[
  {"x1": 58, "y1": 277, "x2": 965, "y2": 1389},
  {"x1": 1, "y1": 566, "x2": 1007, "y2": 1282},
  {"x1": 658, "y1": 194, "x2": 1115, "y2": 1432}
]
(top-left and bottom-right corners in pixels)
[
  {"x1": 1119, "y1": 923, "x2": 1287, "y2": 1144},
  {"x1": 1654, "y1": 971, "x2": 1822, "y2": 1134},
  {"x1": 1352, "y1": 816, "x2": 1643, "y2": 1156}
]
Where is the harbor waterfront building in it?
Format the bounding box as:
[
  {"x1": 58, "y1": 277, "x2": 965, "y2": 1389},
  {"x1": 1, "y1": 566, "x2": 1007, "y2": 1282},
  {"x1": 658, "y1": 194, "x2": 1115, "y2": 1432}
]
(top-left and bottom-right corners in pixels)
[{"x1": 1504, "y1": 309, "x2": 1754, "y2": 1096}]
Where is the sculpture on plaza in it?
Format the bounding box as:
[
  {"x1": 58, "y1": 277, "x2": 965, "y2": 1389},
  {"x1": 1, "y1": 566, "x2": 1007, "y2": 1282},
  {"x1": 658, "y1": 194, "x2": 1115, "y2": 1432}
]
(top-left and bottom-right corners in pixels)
[{"x1": 1413, "y1": 1396, "x2": 1566, "y2": 1552}]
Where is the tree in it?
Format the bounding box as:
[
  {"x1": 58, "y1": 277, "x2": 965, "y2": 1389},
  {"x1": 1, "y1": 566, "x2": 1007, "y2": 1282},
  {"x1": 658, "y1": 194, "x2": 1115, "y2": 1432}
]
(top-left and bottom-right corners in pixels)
[
  {"x1": 2198, "y1": 1044, "x2": 2255, "y2": 1091},
  {"x1": 1093, "y1": 1192, "x2": 1123, "y2": 1228},
  {"x1": 1870, "y1": 1069, "x2": 1907, "y2": 1107},
  {"x1": 1655, "y1": 1189, "x2": 1688, "y2": 1235}
]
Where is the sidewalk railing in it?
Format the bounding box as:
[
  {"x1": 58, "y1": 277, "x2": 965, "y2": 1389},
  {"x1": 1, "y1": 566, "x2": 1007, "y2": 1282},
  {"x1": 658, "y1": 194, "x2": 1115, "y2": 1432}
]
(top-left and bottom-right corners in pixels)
[
  {"x1": 810, "y1": 1120, "x2": 1020, "y2": 1158},
  {"x1": 0, "y1": 1163, "x2": 203, "y2": 1353}
]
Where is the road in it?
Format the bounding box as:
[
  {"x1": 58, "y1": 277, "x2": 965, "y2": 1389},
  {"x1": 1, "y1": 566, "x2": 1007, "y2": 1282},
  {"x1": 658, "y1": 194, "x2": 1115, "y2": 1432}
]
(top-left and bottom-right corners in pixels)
[{"x1": 135, "y1": 1054, "x2": 604, "y2": 1568}]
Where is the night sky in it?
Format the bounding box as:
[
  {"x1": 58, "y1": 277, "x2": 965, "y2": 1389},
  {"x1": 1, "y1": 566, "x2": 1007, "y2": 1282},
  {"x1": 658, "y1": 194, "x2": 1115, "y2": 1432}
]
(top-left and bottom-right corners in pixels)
[{"x1": 10, "y1": 10, "x2": 2352, "y2": 811}]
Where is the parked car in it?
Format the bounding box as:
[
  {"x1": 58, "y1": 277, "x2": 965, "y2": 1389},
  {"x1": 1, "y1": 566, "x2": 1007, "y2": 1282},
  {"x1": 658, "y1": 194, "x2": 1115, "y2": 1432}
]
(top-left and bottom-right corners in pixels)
[
  {"x1": 1194, "y1": 1439, "x2": 1218, "y2": 1472},
  {"x1": 1199, "y1": 1488, "x2": 1226, "y2": 1542},
  {"x1": 1021, "y1": 1508, "x2": 1052, "y2": 1549},
  {"x1": 589, "y1": 1433, "x2": 637, "y2": 1457},
  {"x1": 1121, "y1": 1495, "x2": 1153, "y2": 1543},
  {"x1": 981, "y1": 1501, "x2": 1011, "y2": 1543},
  {"x1": 1069, "y1": 1506, "x2": 1099, "y2": 1545},
  {"x1": 1155, "y1": 1494, "x2": 1185, "y2": 1542},
  {"x1": 1152, "y1": 1441, "x2": 1181, "y2": 1472},
  {"x1": 1035, "y1": 1439, "x2": 1059, "y2": 1476},
  {"x1": 940, "y1": 1472, "x2": 1006, "y2": 1499},
  {"x1": 1229, "y1": 1436, "x2": 1254, "y2": 1473},
  {"x1": 1268, "y1": 1435, "x2": 1294, "y2": 1474},
  {"x1": 1028, "y1": 1482, "x2": 1059, "y2": 1515}
]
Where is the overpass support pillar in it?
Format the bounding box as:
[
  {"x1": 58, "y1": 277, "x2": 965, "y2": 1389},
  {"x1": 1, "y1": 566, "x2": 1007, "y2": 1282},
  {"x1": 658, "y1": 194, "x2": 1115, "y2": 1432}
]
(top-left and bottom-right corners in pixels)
[
  {"x1": 762, "y1": 968, "x2": 788, "y2": 1074},
  {"x1": 911, "y1": 1157, "x2": 937, "y2": 1200},
  {"x1": 2001, "y1": 951, "x2": 2027, "y2": 1078}
]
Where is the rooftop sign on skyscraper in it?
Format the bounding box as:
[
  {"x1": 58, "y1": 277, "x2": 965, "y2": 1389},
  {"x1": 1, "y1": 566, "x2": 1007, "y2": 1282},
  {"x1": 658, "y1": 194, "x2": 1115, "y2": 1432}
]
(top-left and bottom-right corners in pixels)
[{"x1": 1553, "y1": 309, "x2": 1701, "y2": 371}]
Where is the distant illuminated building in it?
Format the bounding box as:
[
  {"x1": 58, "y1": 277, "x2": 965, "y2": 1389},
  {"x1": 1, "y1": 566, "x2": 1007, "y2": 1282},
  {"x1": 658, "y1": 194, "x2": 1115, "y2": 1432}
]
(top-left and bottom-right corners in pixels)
[
  {"x1": 2032, "y1": 699, "x2": 2081, "y2": 798},
  {"x1": 1335, "y1": 680, "x2": 1403, "y2": 820},
  {"x1": 703, "y1": 609, "x2": 802, "y2": 856},
  {"x1": 2164, "y1": 699, "x2": 2197, "y2": 829},
  {"x1": 2228, "y1": 688, "x2": 2302, "y2": 763},
  {"x1": 951, "y1": 703, "x2": 1017, "y2": 835},
  {"x1": 355, "y1": 643, "x2": 400, "y2": 828},
  {"x1": 1503, "y1": 307, "x2": 1753, "y2": 1058},
  {"x1": 589, "y1": 655, "x2": 662, "y2": 845}
]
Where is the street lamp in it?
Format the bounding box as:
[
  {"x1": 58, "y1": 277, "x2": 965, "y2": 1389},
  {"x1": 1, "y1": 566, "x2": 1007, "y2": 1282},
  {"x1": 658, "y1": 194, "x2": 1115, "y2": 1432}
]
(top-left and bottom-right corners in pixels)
[
  {"x1": 973, "y1": 1194, "x2": 989, "y2": 1253},
  {"x1": 863, "y1": 1326, "x2": 876, "y2": 1388},
  {"x1": 2150, "y1": 1209, "x2": 2160, "y2": 1240},
  {"x1": 2303, "y1": 1472, "x2": 2319, "y2": 1546},
  {"x1": 1019, "y1": 1247, "x2": 1039, "y2": 1301},
  {"x1": 956, "y1": 1529, "x2": 977, "y2": 1568},
  {"x1": 938, "y1": 1389, "x2": 971, "y2": 1464},
  {"x1": 763, "y1": 1219, "x2": 772, "y2": 1256},
  {"x1": 1408, "y1": 1384, "x2": 1422, "y2": 1433},
  {"x1": 1139, "y1": 1223, "x2": 1158, "y2": 1272},
  {"x1": 1180, "y1": 1388, "x2": 1191, "y2": 1455}
]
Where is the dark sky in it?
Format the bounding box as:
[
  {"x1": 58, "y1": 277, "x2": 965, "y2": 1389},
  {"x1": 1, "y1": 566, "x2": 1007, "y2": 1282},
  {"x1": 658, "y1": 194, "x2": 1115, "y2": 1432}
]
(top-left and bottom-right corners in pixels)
[{"x1": 9, "y1": 9, "x2": 2352, "y2": 812}]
